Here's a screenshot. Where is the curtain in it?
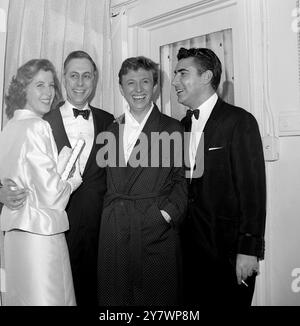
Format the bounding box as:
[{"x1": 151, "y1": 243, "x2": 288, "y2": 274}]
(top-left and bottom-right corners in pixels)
[
  {"x1": 0, "y1": 0, "x2": 113, "y2": 305},
  {"x1": 110, "y1": 6, "x2": 128, "y2": 118},
  {"x1": 1, "y1": 0, "x2": 114, "y2": 127},
  {"x1": 160, "y1": 29, "x2": 234, "y2": 121}
]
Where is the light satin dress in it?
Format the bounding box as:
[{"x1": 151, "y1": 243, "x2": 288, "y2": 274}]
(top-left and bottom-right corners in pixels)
[{"x1": 0, "y1": 109, "x2": 76, "y2": 306}]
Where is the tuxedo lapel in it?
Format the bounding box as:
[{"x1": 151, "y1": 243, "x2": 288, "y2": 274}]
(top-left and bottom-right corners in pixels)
[
  {"x1": 187, "y1": 98, "x2": 225, "y2": 183},
  {"x1": 202, "y1": 98, "x2": 225, "y2": 151},
  {"x1": 181, "y1": 98, "x2": 225, "y2": 145},
  {"x1": 82, "y1": 106, "x2": 98, "y2": 176},
  {"x1": 45, "y1": 103, "x2": 71, "y2": 153},
  {"x1": 181, "y1": 116, "x2": 192, "y2": 133}
]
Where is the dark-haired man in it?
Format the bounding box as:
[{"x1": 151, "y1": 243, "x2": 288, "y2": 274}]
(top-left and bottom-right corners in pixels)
[
  {"x1": 172, "y1": 47, "x2": 266, "y2": 307},
  {"x1": 97, "y1": 56, "x2": 187, "y2": 306}
]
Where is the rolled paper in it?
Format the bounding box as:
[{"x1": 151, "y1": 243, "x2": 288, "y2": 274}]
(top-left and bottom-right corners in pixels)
[{"x1": 61, "y1": 139, "x2": 85, "y2": 181}]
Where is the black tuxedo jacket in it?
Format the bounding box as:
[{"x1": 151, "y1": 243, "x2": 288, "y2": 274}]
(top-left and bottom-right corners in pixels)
[
  {"x1": 43, "y1": 103, "x2": 114, "y2": 248},
  {"x1": 182, "y1": 98, "x2": 266, "y2": 262}
]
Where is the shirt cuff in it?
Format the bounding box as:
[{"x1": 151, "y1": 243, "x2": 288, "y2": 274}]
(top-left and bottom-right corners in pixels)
[{"x1": 160, "y1": 209, "x2": 171, "y2": 223}]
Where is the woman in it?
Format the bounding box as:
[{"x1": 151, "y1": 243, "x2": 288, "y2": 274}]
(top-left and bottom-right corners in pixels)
[{"x1": 0, "y1": 59, "x2": 82, "y2": 306}]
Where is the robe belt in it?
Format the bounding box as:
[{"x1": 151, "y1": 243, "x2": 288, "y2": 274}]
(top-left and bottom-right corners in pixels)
[
  {"x1": 104, "y1": 191, "x2": 168, "y2": 207},
  {"x1": 104, "y1": 191, "x2": 168, "y2": 291}
]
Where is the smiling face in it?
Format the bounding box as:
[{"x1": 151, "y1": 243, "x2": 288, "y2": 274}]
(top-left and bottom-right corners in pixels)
[
  {"x1": 25, "y1": 69, "x2": 55, "y2": 117},
  {"x1": 64, "y1": 58, "x2": 96, "y2": 109},
  {"x1": 172, "y1": 57, "x2": 208, "y2": 110},
  {"x1": 119, "y1": 68, "x2": 157, "y2": 118}
]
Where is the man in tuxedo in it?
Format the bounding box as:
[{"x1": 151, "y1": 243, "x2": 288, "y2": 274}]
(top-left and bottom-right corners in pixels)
[
  {"x1": 44, "y1": 51, "x2": 114, "y2": 305},
  {"x1": 0, "y1": 51, "x2": 114, "y2": 305},
  {"x1": 172, "y1": 47, "x2": 266, "y2": 307}
]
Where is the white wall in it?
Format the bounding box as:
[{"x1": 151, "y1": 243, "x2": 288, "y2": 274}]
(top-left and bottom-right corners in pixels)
[
  {"x1": 111, "y1": 0, "x2": 300, "y2": 305},
  {"x1": 266, "y1": 0, "x2": 300, "y2": 305},
  {"x1": 0, "y1": 0, "x2": 8, "y2": 129}
]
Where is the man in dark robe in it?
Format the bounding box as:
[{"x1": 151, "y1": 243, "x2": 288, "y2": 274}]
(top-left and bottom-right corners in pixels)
[{"x1": 97, "y1": 56, "x2": 188, "y2": 306}]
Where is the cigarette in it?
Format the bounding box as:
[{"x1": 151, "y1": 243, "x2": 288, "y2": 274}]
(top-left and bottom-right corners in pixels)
[{"x1": 241, "y1": 280, "x2": 248, "y2": 287}]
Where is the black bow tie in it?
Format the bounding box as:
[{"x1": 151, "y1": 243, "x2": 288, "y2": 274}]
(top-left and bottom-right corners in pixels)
[
  {"x1": 186, "y1": 109, "x2": 200, "y2": 120},
  {"x1": 73, "y1": 108, "x2": 90, "y2": 120}
]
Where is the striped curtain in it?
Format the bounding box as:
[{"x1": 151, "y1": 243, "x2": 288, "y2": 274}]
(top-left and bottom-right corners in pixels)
[
  {"x1": 0, "y1": 0, "x2": 113, "y2": 305},
  {"x1": 1, "y1": 0, "x2": 114, "y2": 127},
  {"x1": 160, "y1": 29, "x2": 234, "y2": 121}
]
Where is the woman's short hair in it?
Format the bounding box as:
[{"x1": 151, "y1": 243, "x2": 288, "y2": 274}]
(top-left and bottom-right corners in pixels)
[
  {"x1": 118, "y1": 56, "x2": 159, "y2": 86},
  {"x1": 5, "y1": 59, "x2": 62, "y2": 119}
]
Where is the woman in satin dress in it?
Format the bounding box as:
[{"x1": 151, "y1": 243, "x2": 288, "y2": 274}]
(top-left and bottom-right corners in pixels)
[{"x1": 0, "y1": 59, "x2": 82, "y2": 306}]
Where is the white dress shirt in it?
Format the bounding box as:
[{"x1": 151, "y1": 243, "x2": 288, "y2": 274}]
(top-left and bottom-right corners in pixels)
[
  {"x1": 123, "y1": 104, "x2": 154, "y2": 164},
  {"x1": 189, "y1": 93, "x2": 218, "y2": 177},
  {"x1": 60, "y1": 101, "x2": 94, "y2": 175}
]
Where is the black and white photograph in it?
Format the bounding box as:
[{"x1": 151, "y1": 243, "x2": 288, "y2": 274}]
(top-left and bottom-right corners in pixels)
[{"x1": 0, "y1": 0, "x2": 299, "y2": 316}]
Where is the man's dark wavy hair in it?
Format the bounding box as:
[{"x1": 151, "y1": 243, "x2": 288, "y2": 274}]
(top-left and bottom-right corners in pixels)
[{"x1": 177, "y1": 47, "x2": 222, "y2": 91}]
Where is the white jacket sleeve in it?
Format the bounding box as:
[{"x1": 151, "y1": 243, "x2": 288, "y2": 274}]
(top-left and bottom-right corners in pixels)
[{"x1": 24, "y1": 120, "x2": 72, "y2": 211}]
